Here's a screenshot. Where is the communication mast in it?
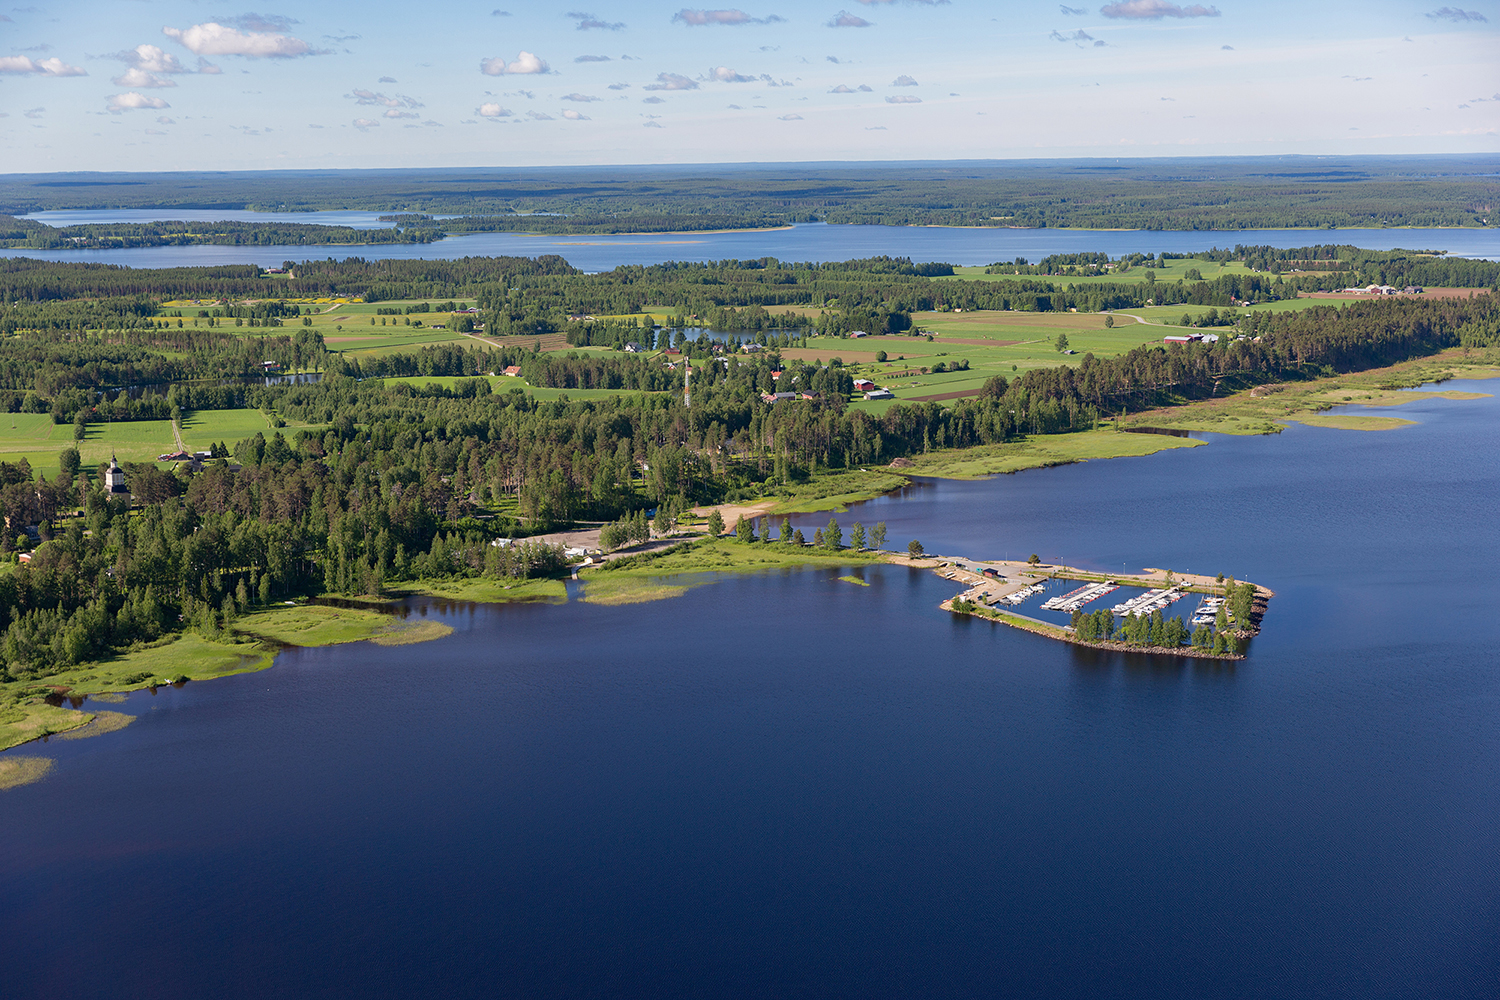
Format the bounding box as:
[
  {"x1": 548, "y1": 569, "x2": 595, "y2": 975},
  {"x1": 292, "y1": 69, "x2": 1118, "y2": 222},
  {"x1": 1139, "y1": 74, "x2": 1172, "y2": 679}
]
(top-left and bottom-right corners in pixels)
[{"x1": 683, "y1": 354, "x2": 691, "y2": 409}]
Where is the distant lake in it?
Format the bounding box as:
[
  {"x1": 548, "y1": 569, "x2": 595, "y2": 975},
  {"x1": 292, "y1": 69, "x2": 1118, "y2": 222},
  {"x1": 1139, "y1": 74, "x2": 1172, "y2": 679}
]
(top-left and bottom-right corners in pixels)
[
  {"x1": 4, "y1": 382, "x2": 1498, "y2": 998},
  {"x1": 6, "y1": 217, "x2": 1500, "y2": 269}
]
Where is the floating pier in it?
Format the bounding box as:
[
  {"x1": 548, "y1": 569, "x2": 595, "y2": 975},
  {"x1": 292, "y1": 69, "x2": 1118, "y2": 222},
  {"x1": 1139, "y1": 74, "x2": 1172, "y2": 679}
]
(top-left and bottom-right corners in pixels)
[
  {"x1": 1110, "y1": 587, "x2": 1186, "y2": 617},
  {"x1": 1040, "y1": 582, "x2": 1118, "y2": 613}
]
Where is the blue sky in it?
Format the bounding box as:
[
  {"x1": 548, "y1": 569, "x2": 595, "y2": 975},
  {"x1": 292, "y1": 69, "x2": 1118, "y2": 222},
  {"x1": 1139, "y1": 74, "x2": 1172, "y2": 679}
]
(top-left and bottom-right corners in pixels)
[{"x1": 1, "y1": 2, "x2": 1496, "y2": 171}]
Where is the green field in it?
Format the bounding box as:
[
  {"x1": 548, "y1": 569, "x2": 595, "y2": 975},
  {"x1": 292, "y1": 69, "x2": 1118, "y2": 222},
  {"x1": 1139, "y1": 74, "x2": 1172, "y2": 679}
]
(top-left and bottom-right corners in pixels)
[
  {"x1": 0, "y1": 413, "x2": 78, "y2": 479},
  {"x1": 0, "y1": 408, "x2": 328, "y2": 480},
  {"x1": 794, "y1": 312, "x2": 1170, "y2": 411},
  {"x1": 168, "y1": 296, "x2": 481, "y2": 361},
  {"x1": 179, "y1": 408, "x2": 325, "y2": 451}
]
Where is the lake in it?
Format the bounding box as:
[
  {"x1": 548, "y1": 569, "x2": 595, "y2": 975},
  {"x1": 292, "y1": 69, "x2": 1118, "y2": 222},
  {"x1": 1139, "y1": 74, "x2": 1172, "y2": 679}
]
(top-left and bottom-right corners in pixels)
[
  {"x1": 3, "y1": 381, "x2": 1497, "y2": 998},
  {"x1": 6, "y1": 218, "x2": 1500, "y2": 270}
]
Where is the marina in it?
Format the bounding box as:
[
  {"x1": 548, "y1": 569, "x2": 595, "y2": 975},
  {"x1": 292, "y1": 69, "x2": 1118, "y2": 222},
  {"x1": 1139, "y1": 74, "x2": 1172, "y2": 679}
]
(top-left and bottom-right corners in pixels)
[
  {"x1": 1110, "y1": 587, "x2": 1187, "y2": 617},
  {"x1": 1040, "y1": 582, "x2": 1119, "y2": 613},
  {"x1": 1192, "y1": 596, "x2": 1225, "y2": 626},
  {"x1": 918, "y1": 556, "x2": 1271, "y2": 660},
  {"x1": 998, "y1": 582, "x2": 1047, "y2": 606}
]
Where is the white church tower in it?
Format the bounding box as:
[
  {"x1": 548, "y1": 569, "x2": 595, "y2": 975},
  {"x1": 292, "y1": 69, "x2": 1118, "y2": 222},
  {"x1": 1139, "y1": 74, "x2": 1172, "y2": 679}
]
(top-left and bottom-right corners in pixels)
[{"x1": 103, "y1": 454, "x2": 129, "y2": 495}]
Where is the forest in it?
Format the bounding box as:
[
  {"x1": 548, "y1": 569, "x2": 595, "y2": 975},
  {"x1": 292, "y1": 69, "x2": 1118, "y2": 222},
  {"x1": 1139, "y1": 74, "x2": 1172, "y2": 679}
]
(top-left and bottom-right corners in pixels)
[
  {"x1": 1, "y1": 157, "x2": 1494, "y2": 230},
  {"x1": 0, "y1": 215, "x2": 443, "y2": 249},
  {"x1": 0, "y1": 251, "x2": 1495, "y2": 678}
]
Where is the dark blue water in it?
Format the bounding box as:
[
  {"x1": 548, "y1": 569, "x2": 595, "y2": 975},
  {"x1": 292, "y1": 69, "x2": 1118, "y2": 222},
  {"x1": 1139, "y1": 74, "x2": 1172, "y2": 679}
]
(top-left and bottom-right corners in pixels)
[
  {"x1": 3, "y1": 220, "x2": 1497, "y2": 270},
  {"x1": 3, "y1": 383, "x2": 1498, "y2": 998}
]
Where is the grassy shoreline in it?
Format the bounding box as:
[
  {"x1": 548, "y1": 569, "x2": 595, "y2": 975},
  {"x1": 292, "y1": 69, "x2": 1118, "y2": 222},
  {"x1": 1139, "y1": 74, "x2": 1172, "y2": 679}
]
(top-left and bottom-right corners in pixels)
[{"x1": 579, "y1": 538, "x2": 890, "y2": 605}]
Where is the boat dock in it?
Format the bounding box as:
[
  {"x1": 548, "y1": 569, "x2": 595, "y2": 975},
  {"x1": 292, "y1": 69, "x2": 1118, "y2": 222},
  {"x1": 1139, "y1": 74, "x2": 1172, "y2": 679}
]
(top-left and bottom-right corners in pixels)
[
  {"x1": 1040, "y1": 582, "x2": 1118, "y2": 613},
  {"x1": 1110, "y1": 587, "x2": 1186, "y2": 617},
  {"x1": 998, "y1": 582, "x2": 1046, "y2": 606},
  {"x1": 1191, "y1": 596, "x2": 1224, "y2": 626}
]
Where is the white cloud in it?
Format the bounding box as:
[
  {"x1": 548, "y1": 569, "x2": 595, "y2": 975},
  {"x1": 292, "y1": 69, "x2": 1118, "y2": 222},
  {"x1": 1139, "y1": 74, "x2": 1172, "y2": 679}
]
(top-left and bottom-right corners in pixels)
[
  {"x1": 477, "y1": 102, "x2": 511, "y2": 117},
  {"x1": 118, "y1": 44, "x2": 184, "y2": 74},
  {"x1": 673, "y1": 9, "x2": 787, "y2": 25},
  {"x1": 572, "y1": 12, "x2": 625, "y2": 30},
  {"x1": 1100, "y1": 1, "x2": 1220, "y2": 18},
  {"x1": 829, "y1": 11, "x2": 873, "y2": 26},
  {"x1": 112, "y1": 67, "x2": 176, "y2": 88},
  {"x1": 198, "y1": 58, "x2": 223, "y2": 74},
  {"x1": 162, "y1": 22, "x2": 316, "y2": 58},
  {"x1": 156, "y1": 116, "x2": 176, "y2": 124},
  {"x1": 562, "y1": 92, "x2": 600, "y2": 101},
  {"x1": 643, "y1": 95, "x2": 667, "y2": 103},
  {"x1": 222, "y1": 14, "x2": 300, "y2": 33},
  {"x1": 711, "y1": 66, "x2": 756, "y2": 82},
  {"x1": 829, "y1": 83, "x2": 855, "y2": 92},
  {"x1": 349, "y1": 89, "x2": 424, "y2": 110},
  {"x1": 0, "y1": 55, "x2": 86, "y2": 76},
  {"x1": 384, "y1": 109, "x2": 419, "y2": 119},
  {"x1": 527, "y1": 110, "x2": 555, "y2": 120},
  {"x1": 107, "y1": 92, "x2": 171, "y2": 112},
  {"x1": 576, "y1": 54, "x2": 612, "y2": 62},
  {"x1": 480, "y1": 51, "x2": 550, "y2": 75},
  {"x1": 644, "y1": 119, "x2": 664, "y2": 127},
  {"x1": 891, "y1": 74, "x2": 917, "y2": 86},
  {"x1": 379, "y1": 75, "x2": 398, "y2": 83},
  {"x1": 352, "y1": 118, "x2": 379, "y2": 129},
  {"x1": 644, "y1": 72, "x2": 698, "y2": 90},
  {"x1": 561, "y1": 108, "x2": 590, "y2": 119},
  {"x1": 1060, "y1": 4, "x2": 1088, "y2": 12},
  {"x1": 885, "y1": 94, "x2": 921, "y2": 103},
  {"x1": 1426, "y1": 7, "x2": 1487, "y2": 22},
  {"x1": 778, "y1": 113, "x2": 803, "y2": 119},
  {"x1": 608, "y1": 82, "x2": 631, "y2": 89}
]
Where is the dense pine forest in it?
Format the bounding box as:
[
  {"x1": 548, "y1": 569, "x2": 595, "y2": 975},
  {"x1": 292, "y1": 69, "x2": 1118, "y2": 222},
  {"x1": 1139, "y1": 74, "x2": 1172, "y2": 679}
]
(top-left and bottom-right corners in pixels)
[
  {"x1": 0, "y1": 251, "x2": 1495, "y2": 677},
  {"x1": 1, "y1": 157, "x2": 1495, "y2": 231}
]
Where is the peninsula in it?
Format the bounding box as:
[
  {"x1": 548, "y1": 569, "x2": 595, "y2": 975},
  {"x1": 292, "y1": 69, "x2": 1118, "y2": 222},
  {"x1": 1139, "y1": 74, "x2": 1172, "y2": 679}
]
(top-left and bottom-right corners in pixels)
[{"x1": 915, "y1": 557, "x2": 1271, "y2": 660}]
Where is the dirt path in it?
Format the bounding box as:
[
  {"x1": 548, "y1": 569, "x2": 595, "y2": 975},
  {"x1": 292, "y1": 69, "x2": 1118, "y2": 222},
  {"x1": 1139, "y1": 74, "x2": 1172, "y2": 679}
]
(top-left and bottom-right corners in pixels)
[
  {"x1": 690, "y1": 498, "x2": 779, "y2": 525},
  {"x1": 462, "y1": 331, "x2": 507, "y2": 350},
  {"x1": 906, "y1": 389, "x2": 983, "y2": 403},
  {"x1": 171, "y1": 417, "x2": 186, "y2": 453}
]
